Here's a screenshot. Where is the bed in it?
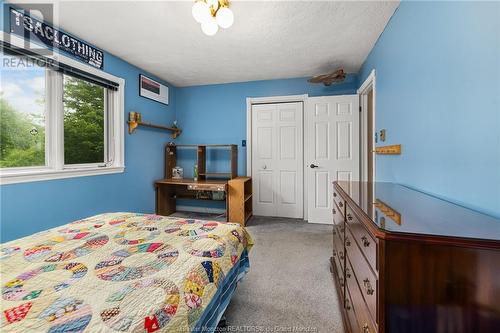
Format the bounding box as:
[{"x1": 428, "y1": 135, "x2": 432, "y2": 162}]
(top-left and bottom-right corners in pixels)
[{"x1": 0, "y1": 212, "x2": 253, "y2": 333}]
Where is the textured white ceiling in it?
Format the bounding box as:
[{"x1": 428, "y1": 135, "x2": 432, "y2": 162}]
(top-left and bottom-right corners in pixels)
[{"x1": 9, "y1": 1, "x2": 399, "y2": 87}]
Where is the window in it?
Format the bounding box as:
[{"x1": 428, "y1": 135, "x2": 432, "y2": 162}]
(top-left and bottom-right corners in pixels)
[
  {"x1": 0, "y1": 36, "x2": 124, "y2": 184},
  {"x1": 63, "y1": 75, "x2": 106, "y2": 165},
  {"x1": 0, "y1": 52, "x2": 46, "y2": 168}
]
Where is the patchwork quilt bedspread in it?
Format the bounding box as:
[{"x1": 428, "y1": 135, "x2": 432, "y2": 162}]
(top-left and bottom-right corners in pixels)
[{"x1": 0, "y1": 213, "x2": 253, "y2": 333}]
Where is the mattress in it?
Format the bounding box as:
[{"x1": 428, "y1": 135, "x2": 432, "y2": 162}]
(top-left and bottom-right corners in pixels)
[{"x1": 0, "y1": 212, "x2": 253, "y2": 333}]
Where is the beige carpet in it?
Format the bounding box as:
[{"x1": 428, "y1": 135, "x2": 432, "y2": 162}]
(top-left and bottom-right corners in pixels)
[
  {"x1": 224, "y1": 216, "x2": 344, "y2": 333},
  {"x1": 171, "y1": 212, "x2": 344, "y2": 332}
]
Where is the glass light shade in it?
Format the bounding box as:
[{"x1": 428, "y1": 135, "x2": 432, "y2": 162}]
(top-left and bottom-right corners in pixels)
[
  {"x1": 216, "y1": 7, "x2": 234, "y2": 29},
  {"x1": 192, "y1": 1, "x2": 211, "y2": 23},
  {"x1": 207, "y1": 0, "x2": 219, "y2": 11},
  {"x1": 201, "y1": 18, "x2": 219, "y2": 36}
]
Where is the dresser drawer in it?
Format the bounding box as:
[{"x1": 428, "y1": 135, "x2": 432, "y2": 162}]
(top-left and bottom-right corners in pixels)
[
  {"x1": 331, "y1": 248, "x2": 345, "y2": 300},
  {"x1": 333, "y1": 188, "x2": 345, "y2": 217},
  {"x1": 346, "y1": 255, "x2": 378, "y2": 333},
  {"x1": 333, "y1": 225, "x2": 344, "y2": 256},
  {"x1": 344, "y1": 285, "x2": 360, "y2": 333},
  {"x1": 346, "y1": 204, "x2": 377, "y2": 271},
  {"x1": 338, "y1": 223, "x2": 347, "y2": 242},
  {"x1": 333, "y1": 203, "x2": 344, "y2": 226},
  {"x1": 345, "y1": 228, "x2": 378, "y2": 324}
]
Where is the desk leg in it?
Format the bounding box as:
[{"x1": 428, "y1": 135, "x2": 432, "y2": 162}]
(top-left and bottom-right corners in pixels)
[{"x1": 156, "y1": 185, "x2": 176, "y2": 216}]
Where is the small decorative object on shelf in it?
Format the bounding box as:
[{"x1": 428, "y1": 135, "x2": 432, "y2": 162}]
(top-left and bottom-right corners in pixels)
[
  {"x1": 193, "y1": 165, "x2": 198, "y2": 181},
  {"x1": 127, "y1": 111, "x2": 181, "y2": 138},
  {"x1": 172, "y1": 166, "x2": 183, "y2": 179}
]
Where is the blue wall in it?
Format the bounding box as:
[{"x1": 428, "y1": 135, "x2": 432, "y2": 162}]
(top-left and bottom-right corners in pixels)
[
  {"x1": 358, "y1": 1, "x2": 500, "y2": 217},
  {"x1": 175, "y1": 75, "x2": 358, "y2": 175},
  {"x1": 0, "y1": 3, "x2": 177, "y2": 241}
]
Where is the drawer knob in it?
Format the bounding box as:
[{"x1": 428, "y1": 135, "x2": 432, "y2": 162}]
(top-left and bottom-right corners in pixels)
[
  {"x1": 333, "y1": 250, "x2": 337, "y2": 256},
  {"x1": 347, "y1": 213, "x2": 353, "y2": 221},
  {"x1": 361, "y1": 236, "x2": 370, "y2": 247},
  {"x1": 339, "y1": 202, "x2": 343, "y2": 207},
  {"x1": 346, "y1": 267, "x2": 351, "y2": 278},
  {"x1": 332, "y1": 208, "x2": 336, "y2": 214},
  {"x1": 345, "y1": 298, "x2": 351, "y2": 310},
  {"x1": 345, "y1": 237, "x2": 351, "y2": 247},
  {"x1": 333, "y1": 192, "x2": 337, "y2": 197},
  {"x1": 333, "y1": 229, "x2": 337, "y2": 235},
  {"x1": 340, "y1": 277, "x2": 345, "y2": 287},
  {"x1": 363, "y1": 324, "x2": 370, "y2": 333},
  {"x1": 339, "y1": 251, "x2": 345, "y2": 260},
  {"x1": 363, "y1": 278, "x2": 375, "y2": 295}
]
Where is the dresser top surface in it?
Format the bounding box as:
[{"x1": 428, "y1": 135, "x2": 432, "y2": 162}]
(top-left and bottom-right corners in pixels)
[{"x1": 335, "y1": 181, "x2": 500, "y2": 242}]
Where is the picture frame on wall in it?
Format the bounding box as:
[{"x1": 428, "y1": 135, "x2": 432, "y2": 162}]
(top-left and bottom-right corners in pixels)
[{"x1": 139, "y1": 74, "x2": 169, "y2": 105}]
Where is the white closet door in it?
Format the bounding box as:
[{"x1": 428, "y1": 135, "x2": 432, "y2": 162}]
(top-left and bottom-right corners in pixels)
[
  {"x1": 251, "y1": 102, "x2": 303, "y2": 218},
  {"x1": 306, "y1": 95, "x2": 359, "y2": 224}
]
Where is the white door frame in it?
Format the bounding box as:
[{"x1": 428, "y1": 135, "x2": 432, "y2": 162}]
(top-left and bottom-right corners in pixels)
[
  {"x1": 246, "y1": 94, "x2": 308, "y2": 219},
  {"x1": 358, "y1": 69, "x2": 376, "y2": 183}
]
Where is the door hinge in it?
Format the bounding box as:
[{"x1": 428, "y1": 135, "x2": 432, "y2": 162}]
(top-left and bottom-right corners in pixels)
[{"x1": 359, "y1": 106, "x2": 362, "y2": 112}]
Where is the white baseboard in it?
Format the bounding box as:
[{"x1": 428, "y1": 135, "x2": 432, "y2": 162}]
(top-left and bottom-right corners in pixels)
[
  {"x1": 307, "y1": 219, "x2": 334, "y2": 225},
  {"x1": 175, "y1": 205, "x2": 226, "y2": 214}
]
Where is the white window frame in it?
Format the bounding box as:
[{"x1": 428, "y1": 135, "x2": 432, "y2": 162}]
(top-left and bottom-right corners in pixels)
[{"x1": 0, "y1": 32, "x2": 125, "y2": 185}]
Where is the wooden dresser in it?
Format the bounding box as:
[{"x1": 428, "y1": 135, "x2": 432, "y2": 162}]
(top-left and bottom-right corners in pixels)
[{"x1": 331, "y1": 181, "x2": 500, "y2": 333}]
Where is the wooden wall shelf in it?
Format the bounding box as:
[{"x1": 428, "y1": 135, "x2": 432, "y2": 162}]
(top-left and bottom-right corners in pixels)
[
  {"x1": 128, "y1": 112, "x2": 181, "y2": 138},
  {"x1": 375, "y1": 144, "x2": 401, "y2": 155}
]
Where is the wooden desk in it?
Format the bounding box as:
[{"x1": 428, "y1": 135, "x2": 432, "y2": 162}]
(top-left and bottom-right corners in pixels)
[{"x1": 155, "y1": 178, "x2": 228, "y2": 220}]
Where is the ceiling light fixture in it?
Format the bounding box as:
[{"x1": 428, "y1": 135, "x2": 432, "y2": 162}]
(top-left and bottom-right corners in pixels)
[{"x1": 192, "y1": 0, "x2": 234, "y2": 36}]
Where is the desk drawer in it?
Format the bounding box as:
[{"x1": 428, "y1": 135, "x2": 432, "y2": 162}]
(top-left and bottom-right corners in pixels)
[
  {"x1": 346, "y1": 204, "x2": 377, "y2": 271},
  {"x1": 345, "y1": 228, "x2": 378, "y2": 324},
  {"x1": 187, "y1": 184, "x2": 226, "y2": 191}
]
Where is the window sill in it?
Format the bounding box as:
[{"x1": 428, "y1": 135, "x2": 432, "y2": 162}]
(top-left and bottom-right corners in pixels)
[{"x1": 0, "y1": 166, "x2": 125, "y2": 185}]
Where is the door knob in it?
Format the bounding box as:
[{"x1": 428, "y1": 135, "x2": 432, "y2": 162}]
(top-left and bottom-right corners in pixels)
[
  {"x1": 262, "y1": 165, "x2": 267, "y2": 170},
  {"x1": 310, "y1": 164, "x2": 319, "y2": 168}
]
